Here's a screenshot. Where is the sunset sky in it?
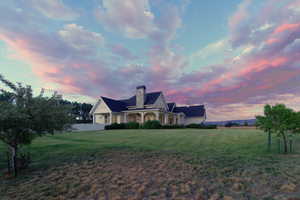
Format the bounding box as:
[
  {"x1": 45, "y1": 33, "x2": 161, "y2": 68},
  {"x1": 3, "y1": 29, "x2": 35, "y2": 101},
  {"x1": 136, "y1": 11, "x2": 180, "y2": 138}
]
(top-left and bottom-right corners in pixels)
[{"x1": 0, "y1": 0, "x2": 300, "y2": 121}]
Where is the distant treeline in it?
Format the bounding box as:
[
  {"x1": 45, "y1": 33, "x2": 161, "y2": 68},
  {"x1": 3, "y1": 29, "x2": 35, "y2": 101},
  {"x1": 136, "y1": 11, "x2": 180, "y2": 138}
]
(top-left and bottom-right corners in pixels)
[{"x1": 0, "y1": 91, "x2": 93, "y2": 123}]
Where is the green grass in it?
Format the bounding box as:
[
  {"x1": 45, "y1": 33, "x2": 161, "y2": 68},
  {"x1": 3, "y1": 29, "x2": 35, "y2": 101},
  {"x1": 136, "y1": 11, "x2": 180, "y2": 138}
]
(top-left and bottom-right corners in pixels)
[
  {"x1": 0, "y1": 128, "x2": 299, "y2": 170},
  {"x1": 2, "y1": 129, "x2": 300, "y2": 199}
]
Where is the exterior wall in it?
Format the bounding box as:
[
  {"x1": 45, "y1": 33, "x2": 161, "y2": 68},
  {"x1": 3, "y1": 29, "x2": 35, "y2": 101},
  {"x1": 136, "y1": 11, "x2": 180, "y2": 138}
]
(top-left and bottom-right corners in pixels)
[
  {"x1": 94, "y1": 100, "x2": 111, "y2": 113},
  {"x1": 94, "y1": 114, "x2": 107, "y2": 124},
  {"x1": 92, "y1": 99, "x2": 111, "y2": 124},
  {"x1": 176, "y1": 114, "x2": 185, "y2": 125},
  {"x1": 184, "y1": 117, "x2": 205, "y2": 125}
]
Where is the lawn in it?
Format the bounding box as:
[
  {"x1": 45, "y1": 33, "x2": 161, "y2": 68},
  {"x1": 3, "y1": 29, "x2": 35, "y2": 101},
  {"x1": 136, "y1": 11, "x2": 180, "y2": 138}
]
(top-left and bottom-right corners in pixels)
[{"x1": 1, "y1": 129, "x2": 300, "y2": 199}]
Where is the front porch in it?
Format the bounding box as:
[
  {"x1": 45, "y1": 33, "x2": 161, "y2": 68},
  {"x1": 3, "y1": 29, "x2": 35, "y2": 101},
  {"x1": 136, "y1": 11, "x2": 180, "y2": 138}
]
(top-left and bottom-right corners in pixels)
[
  {"x1": 93, "y1": 111, "x2": 184, "y2": 125},
  {"x1": 124, "y1": 109, "x2": 184, "y2": 125}
]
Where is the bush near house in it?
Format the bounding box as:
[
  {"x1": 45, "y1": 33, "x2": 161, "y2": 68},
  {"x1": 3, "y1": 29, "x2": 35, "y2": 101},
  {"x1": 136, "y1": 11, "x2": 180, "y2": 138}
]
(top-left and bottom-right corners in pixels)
[
  {"x1": 105, "y1": 123, "x2": 126, "y2": 130},
  {"x1": 125, "y1": 122, "x2": 140, "y2": 129},
  {"x1": 225, "y1": 122, "x2": 239, "y2": 127},
  {"x1": 105, "y1": 122, "x2": 216, "y2": 130},
  {"x1": 105, "y1": 122, "x2": 140, "y2": 130},
  {"x1": 141, "y1": 120, "x2": 162, "y2": 129},
  {"x1": 161, "y1": 124, "x2": 185, "y2": 129}
]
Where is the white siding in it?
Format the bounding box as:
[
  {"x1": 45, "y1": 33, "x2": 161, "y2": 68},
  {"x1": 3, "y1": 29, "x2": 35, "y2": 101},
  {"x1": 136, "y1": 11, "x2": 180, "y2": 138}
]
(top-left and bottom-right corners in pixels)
[
  {"x1": 95, "y1": 114, "x2": 106, "y2": 124},
  {"x1": 184, "y1": 117, "x2": 205, "y2": 125},
  {"x1": 94, "y1": 100, "x2": 111, "y2": 113}
]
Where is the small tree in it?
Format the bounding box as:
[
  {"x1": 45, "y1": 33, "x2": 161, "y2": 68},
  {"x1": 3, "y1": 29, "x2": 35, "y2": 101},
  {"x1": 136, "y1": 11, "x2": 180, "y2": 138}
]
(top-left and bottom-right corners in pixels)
[
  {"x1": 0, "y1": 74, "x2": 73, "y2": 176},
  {"x1": 256, "y1": 104, "x2": 298, "y2": 154},
  {"x1": 256, "y1": 105, "x2": 273, "y2": 151}
]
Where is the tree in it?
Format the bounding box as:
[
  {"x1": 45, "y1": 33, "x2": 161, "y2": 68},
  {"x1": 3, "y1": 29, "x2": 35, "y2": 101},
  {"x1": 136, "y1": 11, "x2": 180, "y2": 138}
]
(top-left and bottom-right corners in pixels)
[
  {"x1": 0, "y1": 74, "x2": 73, "y2": 176},
  {"x1": 256, "y1": 104, "x2": 299, "y2": 154},
  {"x1": 256, "y1": 105, "x2": 274, "y2": 151}
]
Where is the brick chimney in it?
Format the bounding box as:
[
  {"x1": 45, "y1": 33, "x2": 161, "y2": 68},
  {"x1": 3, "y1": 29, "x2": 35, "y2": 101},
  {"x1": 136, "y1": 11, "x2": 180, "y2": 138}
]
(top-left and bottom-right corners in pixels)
[{"x1": 136, "y1": 85, "x2": 146, "y2": 108}]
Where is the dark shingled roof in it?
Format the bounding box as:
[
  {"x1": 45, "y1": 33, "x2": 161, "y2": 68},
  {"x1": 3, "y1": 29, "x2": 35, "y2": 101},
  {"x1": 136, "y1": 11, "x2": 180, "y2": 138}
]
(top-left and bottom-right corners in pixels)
[
  {"x1": 101, "y1": 96, "x2": 127, "y2": 112},
  {"x1": 101, "y1": 92, "x2": 205, "y2": 117},
  {"x1": 167, "y1": 102, "x2": 176, "y2": 112},
  {"x1": 120, "y1": 92, "x2": 162, "y2": 107},
  {"x1": 173, "y1": 105, "x2": 205, "y2": 117},
  {"x1": 101, "y1": 92, "x2": 162, "y2": 112}
]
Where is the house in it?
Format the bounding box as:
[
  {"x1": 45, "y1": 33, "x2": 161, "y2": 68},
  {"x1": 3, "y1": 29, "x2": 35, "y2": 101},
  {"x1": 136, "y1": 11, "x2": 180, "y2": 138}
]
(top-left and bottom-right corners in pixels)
[{"x1": 89, "y1": 86, "x2": 206, "y2": 125}]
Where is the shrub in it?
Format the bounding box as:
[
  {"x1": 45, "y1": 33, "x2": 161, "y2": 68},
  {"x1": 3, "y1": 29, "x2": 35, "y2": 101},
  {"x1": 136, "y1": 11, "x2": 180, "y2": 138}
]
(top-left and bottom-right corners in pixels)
[
  {"x1": 125, "y1": 122, "x2": 140, "y2": 129},
  {"x1": 142, "y1": 120, "x2": 161, "y2": 129},
  {"x1": 186, "y1": 123, "x2": 202, "y2": 128},
  {"x1": 203, "y1": 124, "x2": 217, "y2": 129},
  {"x1": 105, "y1": 123, "x2": 126, "y2": 130},
  {"x1": 161, "y1": 124, "x2": 185, "y2": 129},
  {"x1": 224, "y1": 122, "x2": 239, "y2": 127}
]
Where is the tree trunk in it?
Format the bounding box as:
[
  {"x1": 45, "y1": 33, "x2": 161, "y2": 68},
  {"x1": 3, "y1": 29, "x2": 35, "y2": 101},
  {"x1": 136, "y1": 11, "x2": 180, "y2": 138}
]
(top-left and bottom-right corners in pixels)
[
  {"x1": 8, "y1": 145, "x2": 18, "y2": 176},
  {"x1": 267, "y1": 130, "x2": 272, "y2": 151},
  {"x1": 281, "y1": 132, "x2": 288, "y2": 154}
]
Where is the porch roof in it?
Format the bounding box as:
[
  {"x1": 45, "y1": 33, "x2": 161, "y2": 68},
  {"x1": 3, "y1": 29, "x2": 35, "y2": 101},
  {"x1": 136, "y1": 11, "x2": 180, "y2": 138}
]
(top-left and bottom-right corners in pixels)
[{"x1": 122, "y1": 108, "x2": 161, "y2": 112}]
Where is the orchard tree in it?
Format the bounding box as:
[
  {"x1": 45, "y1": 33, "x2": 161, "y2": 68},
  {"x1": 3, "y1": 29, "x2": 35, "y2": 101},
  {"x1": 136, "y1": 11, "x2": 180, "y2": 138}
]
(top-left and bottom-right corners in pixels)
[
  {"x1": 256, "y1": 104, "x2": 299, "y2": 154},
  {"x1": 0, "y1": 74, "x2": 73, "y2": 176},
  {"x1": 256, "y1": 105, "x2": 274, "y2": 151}
]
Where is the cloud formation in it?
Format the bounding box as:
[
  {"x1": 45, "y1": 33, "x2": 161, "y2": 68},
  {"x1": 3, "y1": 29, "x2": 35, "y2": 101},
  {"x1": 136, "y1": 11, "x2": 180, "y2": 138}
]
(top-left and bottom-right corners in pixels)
[
  {"x1": 95, "y1": 0, "x2": 156, "y2": 39},
  {"x1": 1, "y1": 0, "x2": 300, "y2": 120},
  {"x1": 59, "y1": 24, "x2": 105, "y2": 54},
  {"x1": 29, "y1": 0, "x2": 79, "y2": 20}
]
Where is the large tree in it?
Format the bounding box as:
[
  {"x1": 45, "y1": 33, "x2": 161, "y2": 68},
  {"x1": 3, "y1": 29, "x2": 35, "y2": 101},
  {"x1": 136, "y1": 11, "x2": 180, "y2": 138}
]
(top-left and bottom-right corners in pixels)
[{"x1": 0, "y1": 74, "x2": 73, "y2": 176}]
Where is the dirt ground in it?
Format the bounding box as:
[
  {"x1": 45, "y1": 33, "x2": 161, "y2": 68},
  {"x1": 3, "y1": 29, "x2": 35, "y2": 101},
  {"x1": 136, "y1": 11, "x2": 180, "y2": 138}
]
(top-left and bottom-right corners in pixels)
[{"x1": 1, "y1": 152, "x2": 300, "y2": 200}]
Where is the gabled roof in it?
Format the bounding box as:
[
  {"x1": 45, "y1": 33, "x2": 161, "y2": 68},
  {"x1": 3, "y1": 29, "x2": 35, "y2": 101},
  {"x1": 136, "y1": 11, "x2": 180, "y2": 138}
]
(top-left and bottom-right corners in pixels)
[
  {"x1": 99, "y1": 92, "x2": 162, "y2": 112},
  {"x1": 93, "y1": 90, "x2": 205, "y2": 117},
  {"x1": 120, "y1": 92, "x2": 162, "y2": 107},
  {"x1": 167, "y1": 102, "x2": 176, "y2": 112},
  {"x1": 173, "y1": 105, "x2": 205, "y2": 117},
  {"x1": 101, "y1": 96, "x2": 127, "y2": 112}
]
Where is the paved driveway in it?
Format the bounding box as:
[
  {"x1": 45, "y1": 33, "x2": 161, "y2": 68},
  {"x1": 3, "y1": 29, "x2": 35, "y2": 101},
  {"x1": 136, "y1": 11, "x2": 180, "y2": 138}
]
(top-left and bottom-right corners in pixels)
[{"x1": 71, "y1": 123, "x2": 105, "y2": 132}]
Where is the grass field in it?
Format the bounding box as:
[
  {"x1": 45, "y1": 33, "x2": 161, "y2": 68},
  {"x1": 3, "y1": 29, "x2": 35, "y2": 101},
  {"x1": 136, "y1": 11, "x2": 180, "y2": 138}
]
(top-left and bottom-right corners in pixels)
[{"x1": 1, "y1": 129, "x2": 300, "y2": 199}]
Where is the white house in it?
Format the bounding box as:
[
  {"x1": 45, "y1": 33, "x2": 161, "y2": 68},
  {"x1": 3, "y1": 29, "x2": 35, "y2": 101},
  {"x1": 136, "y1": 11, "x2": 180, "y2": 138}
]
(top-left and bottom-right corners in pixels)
[{"x1": 89, "y1": 86, "x2": 206, "y2": 125}]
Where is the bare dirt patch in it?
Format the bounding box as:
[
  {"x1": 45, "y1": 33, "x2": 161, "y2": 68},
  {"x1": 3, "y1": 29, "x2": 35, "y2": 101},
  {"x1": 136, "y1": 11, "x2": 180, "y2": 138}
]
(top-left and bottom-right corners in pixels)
[{"x1": 1, "y1": 152, "x2": 300, "y2": 200}]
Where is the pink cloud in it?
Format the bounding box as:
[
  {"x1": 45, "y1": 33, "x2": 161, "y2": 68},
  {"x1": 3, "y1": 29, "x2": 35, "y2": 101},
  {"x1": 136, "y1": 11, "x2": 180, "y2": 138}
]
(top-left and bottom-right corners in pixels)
[
  {"x1": 266, "y1": 38, "x2": 279, "y2": 45},
  {"x1": 274, "y1": 23, "x2": 300, "y2": 34}
]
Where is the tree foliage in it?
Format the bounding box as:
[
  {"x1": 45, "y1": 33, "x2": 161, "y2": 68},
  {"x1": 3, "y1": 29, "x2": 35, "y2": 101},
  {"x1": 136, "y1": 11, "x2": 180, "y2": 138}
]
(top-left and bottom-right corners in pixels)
[
  {"x1": 256, "y1": 104, "x2": 300, "y2": 153},
  {"x1": 0, "y1": 74, "x2": 73, "y2": 176}
]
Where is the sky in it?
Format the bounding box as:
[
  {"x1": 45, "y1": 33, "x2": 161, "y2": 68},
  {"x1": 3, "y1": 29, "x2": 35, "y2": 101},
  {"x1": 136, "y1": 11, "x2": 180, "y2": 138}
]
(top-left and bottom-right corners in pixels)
[{"x1": 0, "y1": 0, "x2": 300, "y2": 121}]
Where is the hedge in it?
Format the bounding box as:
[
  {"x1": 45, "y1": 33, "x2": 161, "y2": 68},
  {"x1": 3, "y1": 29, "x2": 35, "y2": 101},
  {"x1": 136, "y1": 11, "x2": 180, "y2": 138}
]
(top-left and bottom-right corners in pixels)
[
  {"x1": 105, "y1": 121, "x2": 217, "y2": 130},
  {"x1": 141, "y1": 120, "x2": 161, "y2": 129}
]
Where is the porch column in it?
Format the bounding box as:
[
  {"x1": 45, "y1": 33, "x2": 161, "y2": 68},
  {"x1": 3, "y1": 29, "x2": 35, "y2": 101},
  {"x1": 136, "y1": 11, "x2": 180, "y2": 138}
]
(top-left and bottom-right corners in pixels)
[
  {"x1": 164, "y1": 113, "x2": 168, "y2": 125},
  {"x1": 124, "y1": 113, "x2": 127, "y2": 123},
  {"x1": 110, "y1": 113, "x2": 113, "y2": 124},
  {"x1": 155, "y1": 112, "x2": 159, "y2": 121},
  {"x1": 141, "y1": 112, "x2": 144, "y2": 124}
]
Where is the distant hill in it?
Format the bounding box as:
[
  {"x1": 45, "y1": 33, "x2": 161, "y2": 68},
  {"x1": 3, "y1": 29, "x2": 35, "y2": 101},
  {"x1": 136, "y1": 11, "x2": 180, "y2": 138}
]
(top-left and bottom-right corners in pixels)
[{"x1": 204, "y1": 119, "x2": 256, "y2": 126}]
